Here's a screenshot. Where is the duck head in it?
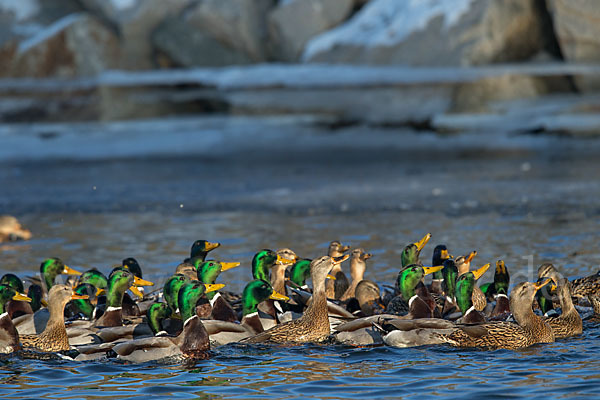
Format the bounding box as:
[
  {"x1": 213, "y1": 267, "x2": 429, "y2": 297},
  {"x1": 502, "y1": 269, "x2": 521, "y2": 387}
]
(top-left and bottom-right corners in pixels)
[
  {"x1": 40, "y1": 258, "x2": 82, "y2": 290},
  {"x1": 397, "y1": 264, "x2": 443, "y2": 301},
  {"x1": 146, "y1": 302, "x2": 173, "y2": 336},
  {"x1": 242, "y1": 280, "x2": 289, "y2": 316},
  {"x1": 252, "y1": 249, "x2": 294, "y2": 283},
  {"x1": 328, "y1": 241, "x2": 350, "y2": 258},
  {"x1": 455, "y1": 251, "x2": 477, "y2": 276},
  {"x1": 0, "y1": 284, "x2": 31, "y2": 314},
  {"x1": 178, "y1": 280, "x2": 225, "y2": 322},
  {"x1": 190, "y1": 240, "x2": 221, "y2": 261},
  {"x1": 289, "y1": 258, "x2": 313, "y2": 288},
  {"x1": 164, "y1": 274, "x2": 190, "y2": 313},
  {"x1": 196, "y1": 260, "x2": 240, "y2": 300},
  {"x1": 401, "y1": 233, "x2": 431, "y2": 268},
  {"x1": 431, "y1": 244, "x2": 452, "y2": 280}
]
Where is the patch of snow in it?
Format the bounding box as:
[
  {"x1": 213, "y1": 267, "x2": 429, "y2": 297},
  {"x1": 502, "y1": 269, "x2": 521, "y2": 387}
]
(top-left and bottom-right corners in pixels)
[
  {"x1": 303, "y1": 0, "x2": 475, "y2": 61},
  {"x1": 17, "y1": 13, "x2": 82, "y2": 54},
  {"x1": 0, "y1": 0, "x2": 39, "y2": 22}
]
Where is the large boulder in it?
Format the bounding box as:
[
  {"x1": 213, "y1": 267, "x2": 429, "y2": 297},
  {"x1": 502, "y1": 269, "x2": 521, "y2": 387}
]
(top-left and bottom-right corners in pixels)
[
  {"x1": 268, "y1": 0, "x2": 354, "y2": 61},
  {"x1": 303, "y1": 0, "x2": 548, "y2": 66},
  {"x1": 10, "y1": 13, "x2": 120, "y2": 78},
  {"x1": 153, "y1": 0, "x2": 274, "y2": 67},
  {"x1": 546, "y1": 0, "x2": 600, "y2": 91}
]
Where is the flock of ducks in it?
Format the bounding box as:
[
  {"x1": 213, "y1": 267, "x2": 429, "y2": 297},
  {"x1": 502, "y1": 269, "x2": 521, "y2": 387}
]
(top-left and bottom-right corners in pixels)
[{"x1": 0, "y1": 234, "x2": 599, "y2": 362}]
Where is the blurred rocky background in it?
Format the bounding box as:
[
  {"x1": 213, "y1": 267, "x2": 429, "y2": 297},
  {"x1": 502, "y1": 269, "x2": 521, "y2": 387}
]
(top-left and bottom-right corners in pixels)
[{"x1": 1, "y1": 0, "x2": 600, "y2": 141}]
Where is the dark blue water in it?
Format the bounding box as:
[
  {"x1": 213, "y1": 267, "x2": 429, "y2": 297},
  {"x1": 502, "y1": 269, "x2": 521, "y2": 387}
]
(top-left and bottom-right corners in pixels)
[{"x1": 2, "y1": 129, "x2": 600, "y2": 398}]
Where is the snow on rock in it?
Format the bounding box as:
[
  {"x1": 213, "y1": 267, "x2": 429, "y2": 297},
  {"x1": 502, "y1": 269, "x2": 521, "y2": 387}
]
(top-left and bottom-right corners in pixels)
[
  {"x1": 304, "y1": 0, "x2": 474, "y2": 59},
  {"x1": 303, "y1": 0, "x2": 548, "y2": 66}
]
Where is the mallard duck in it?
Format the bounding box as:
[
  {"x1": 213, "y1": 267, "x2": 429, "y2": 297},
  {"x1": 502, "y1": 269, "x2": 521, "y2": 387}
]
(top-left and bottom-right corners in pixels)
[
  {"x1": 385, "y1": 264, "x2": 443, "y2": 317},
  {"x1": 454, "y1": 270, "x2": 488, "y2": 324},
  {"x1": 489, "y1": 260, "x2": 511, "y2": 318},
  {"x1": 288, "y1": 258, "x2": 313, "y2": 290},
  {"x1": 325, "y1": 241, "x2": 351, "y2": 299},
  {"x1": 538, "y1": 266, "x2": 582, "y2": 339},
  {"x1": 27, "y1": 284, "x2": 45, "y2": 312},
  {"x1": 251, "y1": 249, "x2": 295, "y2": 329},
  {"x1": 0, "y1": 284, "x2": 31, "y2": 353},
  {"x1": 183, "y1": 240, "x2": 221, "y2": 264},
  {"x1": 570, "y1": 270, "x2": 600, "y2": 299},
  {"x1": 439, "y1": 258, "x2": 459, "y2": 315},
  {"x1": 455, "y1": 251, "x2": 487, "y2": 311},
  {"x1": 0, "y1": 215, "x2": 31, "y2": 242},
  {"x1": 163, "y1": 274, "x2": 190, "y2": 314},
  {"x1": 242, "y1": 254, "x2": 349, "y2": 344},
  {"x1": 19, "y1": 285, "x2": 88, "y2": 352},
  {"x1": 39, "y1": 258, "x2": 82, "y2": 292},
  {"x1": 272, "y1": 248, "x2": 298, "y2": 297},
  {"x1": 109, "y1": 281, "x2": 220, "y2": 362},
  {"x1": 400, "y1": 233, "x2": 431, "y2": 267},
  {"x1": 67, "y1": 283, "x2": 104, "y2": 320},
  {"x1": 95, "y1": 269, "x2": 154, "y2": 327},
  {"x1": 203, "y1": 280, "x2": 289, "y2": 346},
  {"x1": 196, "y1": 260, "x2": 240, "y2": 322},
  {"x1": 439, "y1": 279, "x2": 554, "y2": 349},
  {"x1": 429, "y1": 245, "x2": 452, "y2": 294},
  {"x1": 351, "y1": 280, "x2": 384, "y2": 316},
  {"x1": 1, "y1": 273, "x2": 34, "y2": 318},
  {"x1": 340, "y1": 248, "x2": 372, "y2": 301},
  {"x1": 381, "y1": 279, "x2": 554, "y2": 349}
]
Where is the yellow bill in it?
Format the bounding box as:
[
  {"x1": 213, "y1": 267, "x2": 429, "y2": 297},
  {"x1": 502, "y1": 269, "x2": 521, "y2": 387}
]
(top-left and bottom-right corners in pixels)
[
  {"x1": 472, "y1": 263, "x2": 491, "y2": 280},
  {"x1": 326, "y1": 274, "x2": 336, "y2": 280},
  {"x1": 533, "y1": 278, "x2": 552, "y2": 291},
  {"x1": 129, "y1": 286, "x2": 144, "y2": 298},
  {"x1": 440, "y1": 249, "x2": 451, "y2": 260},
  {"x1": 12, "y1": 292, "x2": 32, "y2": 302},
  {"x1": 465, "y1": 251, "x2": 477, "y2": 263},
  {"x1": 62, "y1": 265, "x2": 82, "y2": 276},
  {"x1": 220, "y1": 262, "x2": 240, "y2": 271},
  {"x1": 41, "y1": 299, "x2": 49, "y2": 307},
  {"x1": 71, "y1": 293, "x2": 89, "y2": 300},
  {"x1": 495, "y1": 260, "x2": 506, "y2": 274},
  {"x1": 269, "y1": 291, "x2": 289, "y2": 301},
  {"x1": 332, "y1": 254, "x2": 350, "y2": 265},
  {"x1": 414, "y1": 233, "x2": 432, "y2": 251},
  {"x1": 133, "y1": 276, "x2": 154, "y2": 287},
  {"x1": 205, "y1": 241, "x2": 221, "y2": 251},
  {"x1": 96, "y1": 287, "x2": 106, "y2": 297},
  {"x1": 277, "y1": 254, "x2": 295, "y2": 265},
  {"x1": 423, "y1": 265, "x2": 444, "y2": 275},
  {"x1": 364, "y1": 253, "x2": 373, "y2": 260},
  {"x1": 204, "y1": 283, "x2": 225, "y2": 293}
]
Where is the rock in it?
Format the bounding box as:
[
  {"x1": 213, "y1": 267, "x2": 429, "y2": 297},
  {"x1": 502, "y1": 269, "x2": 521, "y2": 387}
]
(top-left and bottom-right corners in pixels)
[
  {"x1": 153, "y1": 16, "x2": 253, "y2": 67},
  {"x1": 10, "y1": 13, "x2": 120, "y2": 78},
  {"x1": 546, "y1": 0, "x2": 600, "y2": 91},
  {"x1": 269, "y1": 0, "x2": 354, "y2": 61},
  {"x1": 117, "y1": 0, "x2": 191, "y2": 70},
  {"x1": 184, "y1": 0, "x2": 275, "y2": 62},
  {"x1": 303, "y1": 0, "x2": 547, "y2": 66}
]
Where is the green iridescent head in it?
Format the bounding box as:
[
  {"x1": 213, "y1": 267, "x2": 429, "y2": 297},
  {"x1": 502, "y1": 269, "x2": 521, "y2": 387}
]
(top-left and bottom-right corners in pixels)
[
  {"x1": 431, "y1": 245, "x2": 452, "y2": 280},
  {"x1": 122, "y1": 258, "x2": 143, "y2": 278},
  {"x1": 401, "y1": 233, "x2": 431, "y2": 268},
  {"x1": 442, "y1": 259, "x2": 458, "y2": 299},
  {"x1": 455, "y1": 272, "x2": 475, "y2": 315},
  {"x1": 40, "y1": 257, "x2": 81, "y2": 290},
  {"x1": 252, "y1": 250, "x2": 278, "y2": 283},
  {"x1": 0, "y1": 284, "x2": 31, "y2": 314},
  {"x1": 178, "y1": 280, "x2": 225, "y2": 322},
  {"x1": 494, "y1": 260, "x2": 510, "y2": 296},
  {"x1": 79, "y1": 269, "x2": 108, "y2": 290},
  {"x1": 27, "y1": 284, "x2": 44, "y2": 312},
  {"x1": 289, "y1": 259, "x2": 312, "y2": 287},
  {"x1": 196, "y1": 260, "x2": 240, "y2": 300},
  {"x1": 241, "y1": 280, "x2": 286, "y2": 316},
  {"x1": 397, "y1": 264, "x2": 442, "y2": 301},
  {"x1": 106, "y1": 269, "x2": 135, "y2": 308},
  {"x1": 535, "y1": 277, "x2": 555, "y2": 314},
  {"x1": 71, "y1": 283, "x2": 99, "y2": 319},
  {"x1": 147, "y1": 302, "x2": 173, "y2": 335},
  {"x1": 163, "y1": 274, "x2": 190, "y2": 312},
  {"x1": 189, "y1": 240, "x2": 221, "y2": 262},
  {"x1": 0, "y1": 274, "x2": 23, "y2": 293}
]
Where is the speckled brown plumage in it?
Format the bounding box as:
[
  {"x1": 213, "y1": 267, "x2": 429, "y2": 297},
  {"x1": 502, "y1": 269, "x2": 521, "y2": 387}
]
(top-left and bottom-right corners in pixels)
[
  {"x1": 243, "y1": 256, "x2": 345, "y2": 344},
  {"x1": 437, "y1": 281, "x2": 555, "y2": 349},
  {"x1": 472, "y1": 286, "x2": 487, "y2": 311},
  {"x1": 571, "y1": 272, "x2": 600, "y2": 298},
  {"x1": 20, "y1": 285, "x2": 75, "y2": 352},
  {"x1": 541, "y1": 277, "x2": 582, "y2": 339}
]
